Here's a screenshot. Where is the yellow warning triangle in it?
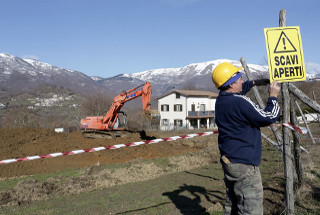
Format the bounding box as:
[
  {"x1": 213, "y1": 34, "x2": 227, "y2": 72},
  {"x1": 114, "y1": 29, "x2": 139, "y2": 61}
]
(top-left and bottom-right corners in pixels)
[{"x1": 274, "y1": 31, "x2": 297, "y2": 53}]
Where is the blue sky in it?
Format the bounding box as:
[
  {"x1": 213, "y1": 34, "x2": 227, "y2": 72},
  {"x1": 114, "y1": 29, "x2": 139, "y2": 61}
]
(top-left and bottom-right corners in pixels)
[{"x1": 1, "y1": 0, "x2": 319, "y2": 78}]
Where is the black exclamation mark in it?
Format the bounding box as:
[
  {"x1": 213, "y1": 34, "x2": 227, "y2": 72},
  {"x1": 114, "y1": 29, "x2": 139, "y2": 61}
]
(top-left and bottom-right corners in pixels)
[{"x1": 283, "y1": 38, "x2": 286, "y2": 50}]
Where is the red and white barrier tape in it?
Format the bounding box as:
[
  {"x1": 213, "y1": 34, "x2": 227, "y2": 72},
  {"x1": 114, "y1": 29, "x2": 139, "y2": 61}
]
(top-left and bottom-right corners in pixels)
[
  {"x1": 0, "y1": 123, "x2": 310, "y2": 165},
  {"x1": 270, "y1": 122, "x2": 308, "y2": 134},
  {"x1": 0, "y1": 131, "x2": 218, "y2": 165}
]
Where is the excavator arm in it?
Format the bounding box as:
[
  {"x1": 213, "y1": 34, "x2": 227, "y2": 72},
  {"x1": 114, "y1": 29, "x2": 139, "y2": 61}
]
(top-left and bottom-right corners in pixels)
[
  {"x1": 80, "y1": 82, "x2": 152, "y2": 131},
  {"x1": 102, "y1": 82, "x2": 151, "y2": 129}
]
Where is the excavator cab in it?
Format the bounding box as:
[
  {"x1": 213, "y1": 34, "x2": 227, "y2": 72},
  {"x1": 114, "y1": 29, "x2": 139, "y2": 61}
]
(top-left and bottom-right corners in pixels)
[{"x1": 114, "y1": 111, "x2": 127, "y2": 129}]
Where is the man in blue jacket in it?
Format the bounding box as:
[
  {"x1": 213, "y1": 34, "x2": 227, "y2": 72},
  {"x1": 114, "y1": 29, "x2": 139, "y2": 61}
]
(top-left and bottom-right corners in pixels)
[{"x1": 212, "y1": 62, "x2": 280, "y2": 215}]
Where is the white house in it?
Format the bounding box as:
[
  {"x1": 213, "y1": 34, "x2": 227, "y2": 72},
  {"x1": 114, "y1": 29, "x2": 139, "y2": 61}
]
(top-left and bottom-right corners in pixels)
[{"x1": 158, "y1": 89, "x2": 218, "y2": 130}]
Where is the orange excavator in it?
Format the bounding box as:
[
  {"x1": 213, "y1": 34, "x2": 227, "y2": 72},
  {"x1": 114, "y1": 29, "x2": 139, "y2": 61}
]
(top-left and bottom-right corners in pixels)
[{"x1": 80, "y1": 81, "x2": 159, "y2": 133}]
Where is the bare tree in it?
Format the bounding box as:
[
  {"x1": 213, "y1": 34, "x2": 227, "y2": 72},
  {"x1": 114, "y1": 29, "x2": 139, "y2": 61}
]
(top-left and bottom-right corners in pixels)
[
  {"x1": 81, "y1": 93, "x2": 112, "y2": 116},
  {"x1": 2, "y1": 106, "x2": 39, "y2": 128}
]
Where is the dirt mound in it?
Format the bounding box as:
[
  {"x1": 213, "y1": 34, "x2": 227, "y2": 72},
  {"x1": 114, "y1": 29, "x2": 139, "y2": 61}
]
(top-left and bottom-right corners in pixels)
[
  {"x1": 0, "y1": 127, "x2": 216, "y2": 178},
  {"x1": 0, "y1": 127, "x2": 220, "y2": 207}
]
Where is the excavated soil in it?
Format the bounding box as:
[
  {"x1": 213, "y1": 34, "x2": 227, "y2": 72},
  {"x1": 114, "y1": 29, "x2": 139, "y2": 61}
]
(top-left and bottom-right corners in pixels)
[
  {"x1": 0, "y1": 127, "x2": 213, "y2": 178},
  {"x1": 0, "y1": 126, "x2": 319, "y2": 213},
  {"x1": 0, "y1": 127, "x2": 222, "y2": 208},
  {"x1": 1, "y1": 127, "x2": 302, "y2": 214}
]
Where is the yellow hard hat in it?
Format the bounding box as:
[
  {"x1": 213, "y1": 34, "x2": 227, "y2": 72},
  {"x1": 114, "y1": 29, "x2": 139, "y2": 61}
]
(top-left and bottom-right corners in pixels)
[{"x1": 212, "y1": 62, "x2": 242, "y2": 88}]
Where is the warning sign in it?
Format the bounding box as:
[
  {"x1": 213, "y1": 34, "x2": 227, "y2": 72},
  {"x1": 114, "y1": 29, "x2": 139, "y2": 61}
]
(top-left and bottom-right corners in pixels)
[{"x1": 264, "y1": 26, "x2": 305, "y2": 83}]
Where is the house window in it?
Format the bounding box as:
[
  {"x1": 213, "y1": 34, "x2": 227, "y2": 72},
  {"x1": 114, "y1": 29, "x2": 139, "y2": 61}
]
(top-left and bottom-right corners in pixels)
[
  {"x1": 174, "y1": 104, "x2": 183, "y2": 112},
  {"x1": 176, "y1": 93, "x2": 180, "y2": 99},
  {"x1": 191, "y1": 104, "x2": 195, "y2": 111},
  {"x1": 174, "y1": 119, "x2": 183, "y2": 127},
  {"x1": 162, "y1": 119, "x2": 169, "y2": 126},
  {"x1": 161, "y1": 104, "x2": 169, "y2": 111},
  {"x1": 200, "y1": 104, "x2": 206, "y2": 111}
]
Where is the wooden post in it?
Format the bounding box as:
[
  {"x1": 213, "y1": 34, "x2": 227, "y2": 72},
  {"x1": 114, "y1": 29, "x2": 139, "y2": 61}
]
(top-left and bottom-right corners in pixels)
[
  {"x1": 288, "y1": 83, "x2": 320, "y2": 113},
  {"x1": 312, "y1": 91, "x2": 320, "y2": 122},
  {"x1": 240, "y1": 57, "x2": 283, "y2": 152},
  {"x1": 240, "y1": 57, "x2": 265, "y2": 105},
  {"x1": 290, "y1": 97, "x2": 304, "y2": 186},
  {"x1": 295, "y1": 101, "x2": 316, "y2": 144},
  {"x1": 261, "y1": 132, "x2": 281, "y2": 149},
  {"x1": 279, "y1": 9, "x2": 295, "y2": 215}
]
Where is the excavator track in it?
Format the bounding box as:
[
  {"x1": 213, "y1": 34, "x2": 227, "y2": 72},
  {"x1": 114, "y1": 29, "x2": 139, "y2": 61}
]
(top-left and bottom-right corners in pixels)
[{"x1": 81, "y1": 129, "x2": 141, "y2": 139}]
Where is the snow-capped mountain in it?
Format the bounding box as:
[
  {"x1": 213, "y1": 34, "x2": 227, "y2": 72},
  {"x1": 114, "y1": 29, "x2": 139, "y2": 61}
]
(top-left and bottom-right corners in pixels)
[
  {"x1": 100, "y1": 59, "x2": 320, "y2": 96},
  {"x1": 90, "y1": 76, "x2": 104, "y2": 81},
  {"x1": 1, "y1": 53, "x2": 320, "y2": 98},
  {"x1": 125, "y1": 59, "x2": 267, "y2": 83},
  {"x1": 99, "y1": 59, "x2": 270, "y2": 96},
  {"x1": 0, "y1": 53, "x2": 102, "y2": 94},
  {"x1": 305, "y1": 62, "x2": 320, "y2": 80}
]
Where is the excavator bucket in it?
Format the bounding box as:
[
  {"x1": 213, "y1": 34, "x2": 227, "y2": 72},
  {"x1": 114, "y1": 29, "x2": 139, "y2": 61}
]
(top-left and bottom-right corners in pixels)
[{"x1": 144, "y1": 110, "x2": 161, "y2": 121}]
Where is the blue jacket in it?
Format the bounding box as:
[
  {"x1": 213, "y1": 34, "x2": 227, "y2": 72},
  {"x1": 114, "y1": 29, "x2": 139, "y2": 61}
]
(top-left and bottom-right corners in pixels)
[{"x1": 215, "y1": 81, "x2": 280, "y2": 166}]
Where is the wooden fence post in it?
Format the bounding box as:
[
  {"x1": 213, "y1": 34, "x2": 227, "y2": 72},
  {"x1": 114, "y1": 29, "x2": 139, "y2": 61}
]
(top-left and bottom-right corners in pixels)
[
  {"x1": 295, "y1": 101, "x2": 316, "y2": 144},
  {"x1": 288, "y1": 83, "x2": 320, "y2": 113},
  {"x1": 279, "y1": 9, "x2": 295, "y2": 215},
  {"x1": 290, "y1": 97, "x2": 304, "y2": 186},
  {"x1": 312, "y1": 91, "x2": 320, "y2": 122}
]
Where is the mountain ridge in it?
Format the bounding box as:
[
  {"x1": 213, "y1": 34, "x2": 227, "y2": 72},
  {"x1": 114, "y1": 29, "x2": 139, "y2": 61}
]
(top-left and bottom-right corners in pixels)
[
  {"x1": 1, "y1": 53, "x2": 320, "y2": 98},
  {"x1": 0, "y1": 53, "x2": 103, "y2": 95}
]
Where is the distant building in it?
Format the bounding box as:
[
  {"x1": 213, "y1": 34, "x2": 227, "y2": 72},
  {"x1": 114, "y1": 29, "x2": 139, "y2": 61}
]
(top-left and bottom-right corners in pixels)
[
  {"x1": 308, "y1": 76, "x2": 320, "y2": 81},
  {"x1": 54, "y1": 128, "x2": 68, "y2": 133},
  {"x1": 0, "y1": 103, "x2": 6, "y2": 109},
  {"x1": 297, "y1": 113, "x2": 320, "y2": 123},
  {"x1": 158, "y1": 89, "x2": 218, "y2": 130}
]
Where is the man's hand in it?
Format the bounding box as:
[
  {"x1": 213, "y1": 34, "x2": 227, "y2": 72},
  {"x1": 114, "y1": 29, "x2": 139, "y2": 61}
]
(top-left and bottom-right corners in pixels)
[{"x1": 269, "y1": 80, "x2": 280, "y2": 97}]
